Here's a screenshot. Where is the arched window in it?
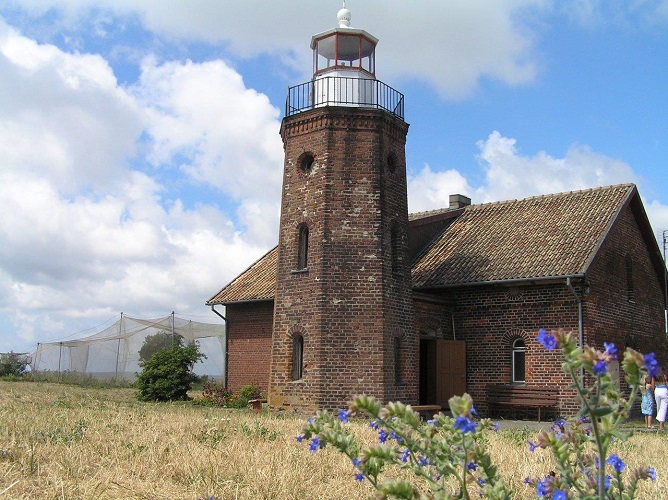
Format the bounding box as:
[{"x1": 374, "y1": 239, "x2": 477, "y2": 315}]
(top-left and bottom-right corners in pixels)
[
  {"x1": 297, "y1": 225, "x2": 309, "y2": 270},
  {"x1": 390, "y1": 221, "x2": 400, "y2": 274},
  {"x1": 625, "y1": 254, "x2": 635, "y2": 303},
  {"x1": 291, "y1": 334, "x2": 304, "y2": 380},
  {"x1": 512, "y1": 338, "x2": 526, "y2": 384},
  {"x1": 394, "y1": 336, "x2": 402, "y2": 384}
]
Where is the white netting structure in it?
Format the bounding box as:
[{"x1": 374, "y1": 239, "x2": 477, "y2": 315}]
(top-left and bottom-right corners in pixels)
[{"x1": 31, "y1": 314, "x2": 225, "y2": 381}]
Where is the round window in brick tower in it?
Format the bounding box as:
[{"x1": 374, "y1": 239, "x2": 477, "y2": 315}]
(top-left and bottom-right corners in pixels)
[{"x1": 298, "y1": 152, "x2": 315, "y2": 175}]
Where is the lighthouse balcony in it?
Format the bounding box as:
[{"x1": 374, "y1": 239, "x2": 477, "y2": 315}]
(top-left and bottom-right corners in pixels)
[{"x1": 286, "y1": 76, "x2": 404, "y2": 120}]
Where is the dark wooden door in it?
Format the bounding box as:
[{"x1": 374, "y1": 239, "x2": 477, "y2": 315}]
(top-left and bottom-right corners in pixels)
[{"x1": 420, "y1": 339, "x2": 466, "y2": 409}]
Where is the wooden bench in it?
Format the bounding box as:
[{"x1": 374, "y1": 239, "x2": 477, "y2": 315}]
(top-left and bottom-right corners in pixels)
[
  {"x1": 248, "y1": 399, "x2": 267, "y2": 413},
  {"x1": 410, "y1": 404, "x2": 442, "y2": 419},
  {"x1": 487, "y1": 385, "x2": 558, "y2": 422}
]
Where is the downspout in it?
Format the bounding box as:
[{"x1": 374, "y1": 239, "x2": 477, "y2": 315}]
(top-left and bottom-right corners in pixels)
[
  {"x1": 567, "y1": 277, "x2": 585, "y2": 384},
  {"x1": 210, "y1": 305, "x2": 228, "y2": 388}
]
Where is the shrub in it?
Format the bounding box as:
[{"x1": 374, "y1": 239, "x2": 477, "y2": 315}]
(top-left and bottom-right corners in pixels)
[
  {"x1": 138, "y1": 331, "x2": 184, "y2": 363},
  {"x1": 0, "y1": 352, "x2": 29, "y2": 377},
  {"x1": 197, "y1": 382, "x2": 262, "y2": 409},
  {"x1": 136, "y1": 342, "x2": 204, "y2": 402}
]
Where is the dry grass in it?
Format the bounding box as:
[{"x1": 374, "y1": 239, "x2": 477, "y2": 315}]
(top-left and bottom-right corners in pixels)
[{"x1": 0, "y1": 381, "x2": 665, "y2": 499}]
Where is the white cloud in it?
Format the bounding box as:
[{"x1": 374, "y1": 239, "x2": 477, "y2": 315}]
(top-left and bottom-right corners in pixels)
[
  {"x1": 0, "y1": 22, "x2": 279, "y2": 352},
  {"x1": 408, "y1": 130, "x2": 639, "y2": 210},
  {"x1": 1, "y1": 0, "x2": 552, "y2": 99},
  {"x1": 475, "y1": 130, "x2": 639, "y2": 201},
  {"x1": 407, "y1": 166, "x2": 474, "y2": 213},
  {"x1": 133, "y1": 56, "x2": 283, "y2": 203}
]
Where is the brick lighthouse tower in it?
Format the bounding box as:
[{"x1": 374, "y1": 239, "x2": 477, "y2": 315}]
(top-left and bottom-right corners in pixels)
[{"x1": 268, "y1": 3, "x2": 417, "y2": 410}]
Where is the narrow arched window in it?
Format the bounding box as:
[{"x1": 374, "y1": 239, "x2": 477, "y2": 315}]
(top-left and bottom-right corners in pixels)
[
  {"x1": 391, "y1": 221, "x2": 400, "y2": 274},
  {"x1": 512, "y1": 338, "x2": 526, "y2": 384},
  {"x1": 625, "y1": 255, "x2": 635, "y2": 303},
  {"x1": 297, "y1": 225, "x2": 309, "y2": 270},
  {"x1": 394, "y1": 336, "x2": 402, "y2": 384},
  {"x1": 291, "y1": 334, "x2": 304, "y2": 380}
]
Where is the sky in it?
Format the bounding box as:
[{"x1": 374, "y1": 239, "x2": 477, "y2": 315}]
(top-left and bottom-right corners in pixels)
[{"x1": 1, "y1": 0, "x2": 667, "y2": 355}]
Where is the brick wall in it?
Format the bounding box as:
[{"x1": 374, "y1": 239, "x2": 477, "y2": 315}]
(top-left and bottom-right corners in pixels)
[
  {"x1": 435, "y1": 283, "x2": 580, "y2": 416},
  {"x1": 226, "y1": 301, "x2": 274, "y2": 394}
]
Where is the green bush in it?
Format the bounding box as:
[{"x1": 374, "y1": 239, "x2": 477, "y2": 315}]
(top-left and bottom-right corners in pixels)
[
  {"x1": 138, "y1": 331, "x2": 184, "y2": 363},
  {"x1": 0, "y1": 352, "x2": 29, "y2": 377},
  {"x1": 197, "y1": 382, "x2": 262, "y2": 409},
  {"x1": 135, "y1": 342, "x2": 204, "y2": 402}
]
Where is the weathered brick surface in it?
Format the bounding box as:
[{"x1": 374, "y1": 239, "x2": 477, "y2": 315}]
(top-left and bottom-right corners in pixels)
[
  {"x1": 225, "y1": 301, "x2": 273, "y2": 394},
  {"x1": 269, "y1": 106, "x2": 418, "y2": 411}
]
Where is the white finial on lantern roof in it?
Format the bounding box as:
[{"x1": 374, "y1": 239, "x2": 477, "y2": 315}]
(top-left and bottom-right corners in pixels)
[{"x1": 337, "y1": 1, "x2": 351, "y2": 28}]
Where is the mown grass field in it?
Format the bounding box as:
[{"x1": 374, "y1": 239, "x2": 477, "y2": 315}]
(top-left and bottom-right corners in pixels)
[{"x1": 0, "y1": 380, "x2": 665, "y2": 499}]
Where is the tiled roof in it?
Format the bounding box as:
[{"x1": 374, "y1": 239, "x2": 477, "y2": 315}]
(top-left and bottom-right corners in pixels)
[
  {"x1": 207, "y1": 184, "x2": 639, "y2": 303},
  {"x1": 206, "y1": 247, "x2": 278, "y2": 305},
  {"x1": 411, "y1": 184, "x2": 635, "y2": 288}
]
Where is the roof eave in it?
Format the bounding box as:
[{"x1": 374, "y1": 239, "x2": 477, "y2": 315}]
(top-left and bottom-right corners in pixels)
[{"x1": 413, "y1": 273, "x2": 587, "y2": 291}]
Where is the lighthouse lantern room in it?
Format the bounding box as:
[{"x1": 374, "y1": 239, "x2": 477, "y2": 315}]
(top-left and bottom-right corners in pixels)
[{"x1": 285, "y1": 3, "x2": 403, "y2": 118}]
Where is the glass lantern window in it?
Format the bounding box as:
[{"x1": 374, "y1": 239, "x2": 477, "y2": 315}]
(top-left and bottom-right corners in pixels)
[{"x1": 313, "y1": 32, "x2": 375, "y2": 75}]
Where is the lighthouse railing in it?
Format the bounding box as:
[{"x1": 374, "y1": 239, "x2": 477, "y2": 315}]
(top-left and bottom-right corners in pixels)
[{"x1": 286, "y1": 77, "x2": 404, "y2": 120}]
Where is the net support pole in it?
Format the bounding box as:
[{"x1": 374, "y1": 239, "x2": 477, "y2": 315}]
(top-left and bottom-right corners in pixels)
[
  {"x1": 116, "y1": 312, "x2": 123, "y2": 379},
  {"x1": 58, "y1": 342, "x2": 63, "y2": 377},
  {"x1": 171, "y1": 311, "x2": 175, "y2": 347}
]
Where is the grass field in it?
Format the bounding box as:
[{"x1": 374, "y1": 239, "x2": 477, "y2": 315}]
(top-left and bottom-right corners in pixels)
[{"x1": 0, "y1": 380, "x2": 665, "y2": 499}]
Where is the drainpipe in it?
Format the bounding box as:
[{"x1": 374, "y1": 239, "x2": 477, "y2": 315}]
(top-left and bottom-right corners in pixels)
[
  {"x1": 210, "y1": 305, "x2": 228, "y2": 388},
  {"x1": 566, "y1": 277, "x2": 585, "y2": 384}
]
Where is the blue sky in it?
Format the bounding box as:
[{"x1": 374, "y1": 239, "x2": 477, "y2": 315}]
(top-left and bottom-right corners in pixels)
[{"x1": 1, "y1": 1, "x2": 667, "y2": 354}]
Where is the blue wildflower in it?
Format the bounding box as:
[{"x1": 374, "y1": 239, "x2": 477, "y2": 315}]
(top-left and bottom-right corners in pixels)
[
  {"x1": 593, "y1": 360, "x2": 607, "y2": 375},
  {"x1": 492, "y1": 422, "x2": 500, "y2": 432},
  {"x1": 389, "y1": 432, "x2": 403, "y2": 442},
  {"x1": 378, "y1": 429, "x2": 388, "y2": 444},
  {"x1": 400, "y1": 449, "x2": 410, "y2": 463},
  {"x1": 536, "y1": 477, "x2": 550, "y2": 497},
  {"x1": 537, "y1": 329, "x2": 557, "y2": 350},
  {"x1": 351, "y1": 458, "x2": 361, "y2": 468},
  {"x1": 523, "y1": 477, "x2": 531, "y2": 484},
  {"x1": 426, "y1": 419, "x2": 437, "y2": 426},
  {"x1": 648, "y1": 467, "x2": 657, "y2": 481},
  {"x1": 607, "y1": 454, "x2": 626, "y2": 473},
  {"x1": 309, "y1": 436, "x2": 320, "y2": 454},
  {"x1": 552, "y1": 419, "x2": 566, "y2": 431},
  {"x1": 337, "y1": 408, "x2": 349, "y2": 424},
  {"x1": 369, "y1": 420, "x2": 379, "y2": 430},
  {"x1": 528, "y1": 440, "x2": 539, "y2": 452},
  {"x1": 454, "y1": 416, "x2": 477, "y2": 434},
  {"x1": 471, "y1": 406, "x2": 477, "y2": 415},
  {"x1": 477, "y1": 478, "x2": 485, "y2": 487},
  {"x1": 417, "y1": 456, "x2": 433, "y2": 467},
  {"x1": 467, "y1": 462, "x2": 477, "y2": 471},
  {"x1": 603, "y1": 342, "x2": 617, "y2": 359},
  {"x1": 644, "y1": 352, "x2": 659, "y2": 378},
  {"x1": 552, "y1": 490, "x2": 566, "y2": 500},
  {"x1": 295, "y1": 435, "x2": 304, "y2": 443},
  {"x1": 354, "y1": 472, "x2": 364, "y2": 482}
]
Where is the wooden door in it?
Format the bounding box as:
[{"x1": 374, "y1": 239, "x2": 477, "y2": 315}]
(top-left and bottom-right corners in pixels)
[
  {"x1": 419, "y1": 339, "x2": 466, "y2": 409},
  {"x1": 435, "y1": 340, "x2": 466, "y2": 409}
]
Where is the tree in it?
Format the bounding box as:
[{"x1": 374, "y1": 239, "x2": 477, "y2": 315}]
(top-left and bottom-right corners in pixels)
[
  {"x1": 0, "y1": 352, "x2": 29, "y2": 377},
  {"x1": 136, "y1": 342, "x2": 204, "y2": 402},
  {"x1": 138, "y1": 331, "x2": 183, "y2": 363}
]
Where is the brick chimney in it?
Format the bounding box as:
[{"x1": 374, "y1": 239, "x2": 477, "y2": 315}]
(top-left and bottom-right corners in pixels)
[{"x1": 449, "y1": 194, "x2": 471, "y2": 209}]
